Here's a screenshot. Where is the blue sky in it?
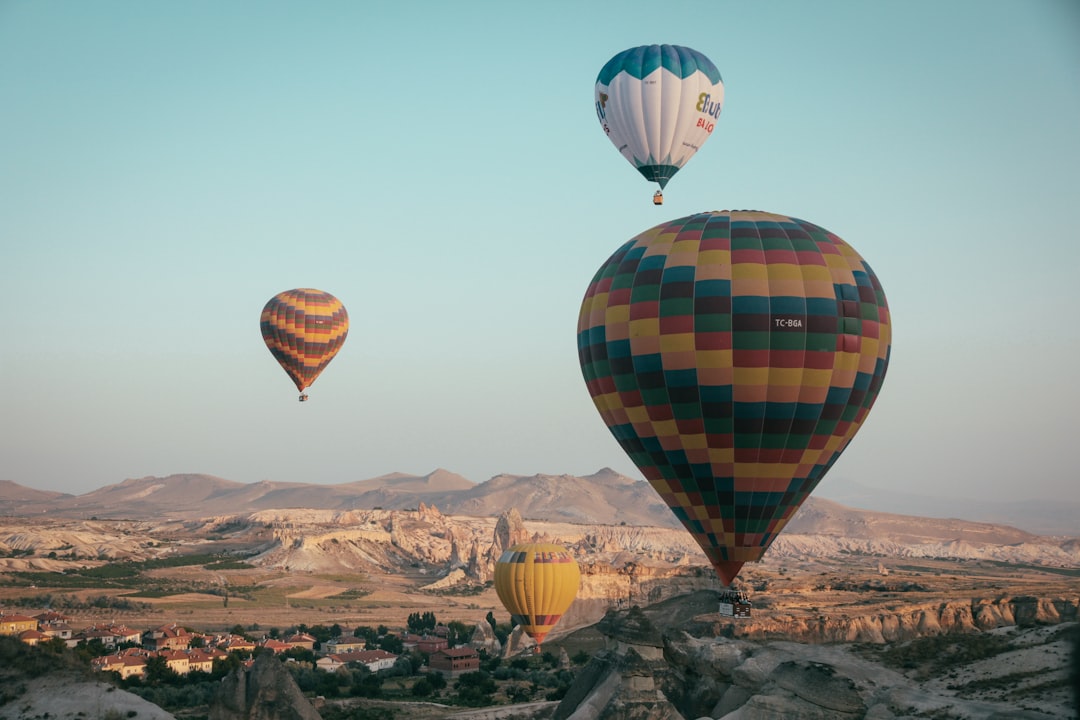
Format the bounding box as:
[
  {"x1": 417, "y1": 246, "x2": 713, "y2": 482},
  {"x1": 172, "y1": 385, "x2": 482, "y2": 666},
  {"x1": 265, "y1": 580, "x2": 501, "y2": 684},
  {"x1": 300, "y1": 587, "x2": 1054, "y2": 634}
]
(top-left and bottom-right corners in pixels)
[{"x1": 2, "y1": 1, "x2": 1078, "y2": 520}]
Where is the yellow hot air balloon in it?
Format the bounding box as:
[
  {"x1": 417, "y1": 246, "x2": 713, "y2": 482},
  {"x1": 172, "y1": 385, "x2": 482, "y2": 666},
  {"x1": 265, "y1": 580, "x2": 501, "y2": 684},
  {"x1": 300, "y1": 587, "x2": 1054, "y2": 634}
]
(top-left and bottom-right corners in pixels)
[{"x1": 494, "y1": 543, "x2": 580, "y2": 649}]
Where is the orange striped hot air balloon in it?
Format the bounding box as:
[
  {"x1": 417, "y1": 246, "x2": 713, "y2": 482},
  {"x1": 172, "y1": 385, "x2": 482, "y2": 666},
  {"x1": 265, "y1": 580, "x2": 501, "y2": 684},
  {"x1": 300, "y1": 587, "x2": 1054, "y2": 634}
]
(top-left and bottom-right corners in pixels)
[
  {"x1": 494, "y1": 543, "x2": 580, "y2": 650},
  {"x1": 260, "y1": 288, "x2": 349, "y2": 401}
]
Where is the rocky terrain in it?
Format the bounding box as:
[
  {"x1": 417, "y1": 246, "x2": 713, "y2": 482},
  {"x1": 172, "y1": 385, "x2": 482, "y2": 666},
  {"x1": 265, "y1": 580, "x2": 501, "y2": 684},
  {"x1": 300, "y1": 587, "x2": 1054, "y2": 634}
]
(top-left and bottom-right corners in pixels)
[
  {"x1": 554, "y1": 596, "x2": 1078, "y2": 719},
  {"x1": 1, "y1": 472, "x2": 1078, "y2": 718}
]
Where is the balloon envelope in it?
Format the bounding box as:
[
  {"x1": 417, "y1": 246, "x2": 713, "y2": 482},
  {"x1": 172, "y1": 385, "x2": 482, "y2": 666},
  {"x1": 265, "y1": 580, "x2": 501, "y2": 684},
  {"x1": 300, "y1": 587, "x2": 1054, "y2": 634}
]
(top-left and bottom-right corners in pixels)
[
  {"x1": 494, "y1": 543, "x2": 580, "y2": 646},
  {"x1": 260, "y1": 288, "x2": 349, "y2": 394},
  {"x1": 595, "y1": 44, "x2": 723, "y2": 190},
  {"x1": 577, "y1": 211, "x2": 891, "y2": 585}
]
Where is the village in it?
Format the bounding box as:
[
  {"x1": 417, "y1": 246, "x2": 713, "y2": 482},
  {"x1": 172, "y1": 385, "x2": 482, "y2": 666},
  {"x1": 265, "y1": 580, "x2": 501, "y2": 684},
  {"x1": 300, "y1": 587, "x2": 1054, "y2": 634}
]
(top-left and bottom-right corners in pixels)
[{"x1": 0, "y1": 608, "x2": 488, "y2": 681}]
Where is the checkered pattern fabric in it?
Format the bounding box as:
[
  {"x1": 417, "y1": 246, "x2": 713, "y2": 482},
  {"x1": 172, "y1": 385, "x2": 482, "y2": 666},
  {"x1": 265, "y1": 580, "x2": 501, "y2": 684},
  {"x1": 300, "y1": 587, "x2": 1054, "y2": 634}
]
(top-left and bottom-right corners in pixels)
[{"x1": 577, "y1": 211, "x2": 891, "y2": 584}]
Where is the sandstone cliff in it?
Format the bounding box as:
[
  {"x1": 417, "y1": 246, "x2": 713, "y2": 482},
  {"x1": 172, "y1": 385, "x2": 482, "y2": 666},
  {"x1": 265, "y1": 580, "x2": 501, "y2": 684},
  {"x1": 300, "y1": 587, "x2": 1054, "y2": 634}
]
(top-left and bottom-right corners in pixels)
[{"x1": 692, "y1": 595, "x2": 1080, "y2": 645}]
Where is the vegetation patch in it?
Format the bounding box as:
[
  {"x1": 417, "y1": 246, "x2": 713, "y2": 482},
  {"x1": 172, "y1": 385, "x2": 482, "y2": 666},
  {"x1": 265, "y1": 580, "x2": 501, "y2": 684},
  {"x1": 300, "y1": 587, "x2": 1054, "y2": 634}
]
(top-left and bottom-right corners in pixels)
[
  {"x1": 204, "y1": 559, "x2": 255, "y2": 570},
  {"x1": 868, "y1": 632, "x2": 1015, "y2": 679}
]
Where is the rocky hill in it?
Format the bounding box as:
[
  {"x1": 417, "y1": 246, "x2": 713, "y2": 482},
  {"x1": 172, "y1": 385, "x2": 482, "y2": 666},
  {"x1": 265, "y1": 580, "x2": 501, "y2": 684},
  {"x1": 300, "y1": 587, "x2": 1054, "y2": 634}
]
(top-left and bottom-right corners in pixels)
[
  {"x1": 554, "y1": 594, "x2": 1079, "y2": 719},
  {"x1": 1, "y1": 469, "x2": 677, "y2": 528}
]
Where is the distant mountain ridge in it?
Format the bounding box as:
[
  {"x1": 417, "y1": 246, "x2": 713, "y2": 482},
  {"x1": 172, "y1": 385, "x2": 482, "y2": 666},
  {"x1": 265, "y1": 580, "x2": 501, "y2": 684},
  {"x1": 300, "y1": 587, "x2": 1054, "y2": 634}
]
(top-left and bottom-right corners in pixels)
[
  {"x1": 1, "y1": 470, "x2": 1073, "y2": 542},
  {"x1": 0, "y1": 469, "x2": 676, "y2": 529}
]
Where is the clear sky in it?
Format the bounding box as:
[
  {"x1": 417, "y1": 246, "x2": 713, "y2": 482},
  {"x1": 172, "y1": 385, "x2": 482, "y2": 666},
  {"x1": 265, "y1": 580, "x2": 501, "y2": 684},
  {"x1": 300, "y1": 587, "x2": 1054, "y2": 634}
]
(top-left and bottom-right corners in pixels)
[{"x1": 2, "y1": 1, "x2": 1078, "y2": 511}]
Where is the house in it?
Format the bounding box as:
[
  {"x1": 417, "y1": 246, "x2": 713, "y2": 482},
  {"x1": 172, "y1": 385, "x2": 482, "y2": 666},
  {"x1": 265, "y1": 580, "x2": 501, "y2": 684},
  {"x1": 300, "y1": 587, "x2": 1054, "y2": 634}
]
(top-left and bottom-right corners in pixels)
[
  {"x1": 415, "y1": 635, "x2": 448, "y2": 654},
  {"x1": 184, "y1": 648, "x2": 216, "y2": 674},
  {"x1": 73, "y1": 626, "x2": 121, "y2": 648},
  {"x1": 109, "y1": 624, "x2": 143, "y2": 646},
  {"x1": 261, "y1": 638, "x2": 291, "y2": 654},
  {"x1": 144, "y1": 624, "x2": 193, "y2": 651},
  {"x1": 218, "y1": 635, "x2": 257, "y2": 654},
  {"x1": 120, "y1": 655, "x2": 149, "y2": 678},
  {"x1": 34, "y1": 611, "x2": 71, "y2": 624},
  {"x1": 428, "y1": 647, "x2": 480, "y2": 677},
  {"x1": 18, "y1": 629, "x2": 48, "y2": 646},
  {"x1": 92, "y1": 652, "x2": 148, "y2": 680},
  {"x1": 323, "y1": 636, "x2": 366, "y2": 654},
  {"x1": 0, "y1": 613, "x2": 38, "y2": 636},
  {"x1": 38, "y1": 621, "x2": 73, "y2": 642},
  {"x1": 158, "y1": 649, "x2": 190, "y2": 675},
  {"x1": 284, "y1": 633, "x2": 317, "y2": 651},
  {"x1": 74, "y1": 623, "x2": 142, "y2": 648},
  {"x1": 91, "y1": 654, "x2": 126, "y2": 676},
  {"x1": 316, "y1": 649, "x2": 398, "y2": 673}
]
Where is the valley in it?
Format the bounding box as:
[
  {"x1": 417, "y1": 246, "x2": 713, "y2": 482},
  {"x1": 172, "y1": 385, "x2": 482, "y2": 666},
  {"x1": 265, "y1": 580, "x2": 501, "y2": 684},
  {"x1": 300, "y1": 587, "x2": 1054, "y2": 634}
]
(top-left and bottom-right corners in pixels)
[{"x1": 1, "y1": 472, "x2": 1077, "y2": 718}]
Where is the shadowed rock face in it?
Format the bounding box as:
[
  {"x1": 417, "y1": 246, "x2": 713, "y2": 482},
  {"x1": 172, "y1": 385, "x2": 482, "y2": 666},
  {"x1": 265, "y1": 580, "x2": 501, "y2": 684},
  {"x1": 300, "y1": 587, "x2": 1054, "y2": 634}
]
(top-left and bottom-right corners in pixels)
[
  {"x1": 555, "y1": 608, "x2": 685, "y2": 720},
  {"x1": 209, "y1": 653, "x2": 321, "y2": 720}
]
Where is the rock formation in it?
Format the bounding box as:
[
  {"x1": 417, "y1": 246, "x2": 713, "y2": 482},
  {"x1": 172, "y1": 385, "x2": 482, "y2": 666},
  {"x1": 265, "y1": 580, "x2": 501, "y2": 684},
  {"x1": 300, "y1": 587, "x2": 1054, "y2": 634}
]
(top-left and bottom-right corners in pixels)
[
  {"x1": 209, "y1": 652, "x2": 321, "y2": 720},
  {"x1": 554, "y1": 607, "x2": 685, "y2": 720},
  {"x1": 501, "y1": 625, "x2": 537, "y2": 657},
  {"x1": 554, "y1": 591, "x2": 1075, "y2": 720},
  {"x1": 687, "y1": 595, "x2": 1080, "y2": 645},
  {"x1": 490, "y1": 508, "x2": 531, "y2": 556},
  {"x1": 469, "y1": 619, "x2": 502, "y2": 656}
]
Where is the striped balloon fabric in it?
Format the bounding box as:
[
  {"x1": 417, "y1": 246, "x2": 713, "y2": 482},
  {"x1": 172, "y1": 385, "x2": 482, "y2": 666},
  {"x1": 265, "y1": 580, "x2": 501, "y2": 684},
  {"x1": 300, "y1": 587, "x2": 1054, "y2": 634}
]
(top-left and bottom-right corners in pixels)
[
  {"x1": 260, "y1": 288, "x2": 349, "y2": 396},
  {"x1": 577, "y1": 211, "x2": 891, "y2": 585}
]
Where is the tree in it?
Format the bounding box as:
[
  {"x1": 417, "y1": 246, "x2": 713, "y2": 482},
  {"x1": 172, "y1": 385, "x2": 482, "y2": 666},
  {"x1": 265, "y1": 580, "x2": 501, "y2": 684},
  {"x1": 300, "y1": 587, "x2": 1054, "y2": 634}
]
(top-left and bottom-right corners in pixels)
[
  {"x1": 507, "y1": 684, "x2": 533, "y2": 703},
  {"x1": 307, "y1": 625, "x2": 333, "y2": 644},
  {"x1": 411, "y1": 677, "x2": 434, "y2": 697},
  {"x1": 453, "y1": 671, "x2": 496, "y2": 707},
  {"x1": 492, "y1": 621, "x2": 512, "y2": 645},
  {"x1": 284, "y1": 647, "x2": 315, "y2": 664},
  {"x1": 144, "y1": 655, "x2": 179, "y2": 686},
  {"x1": 407, "y1": 611, "x2": 437, "y2": 633},
  {"x1": 377, "y1": 634, "x2": 403, "y2": 654},
  {"x1": 446, "y1": 620, "x2": 471, "y2": 647},
  {"x1": 211, "y1": 653, "x2": 241, "y2": 680},
  {"x1": 315, "y1": 669, "x2": 343, "y2": 698},
  {"x1": 427, "y1": 671, "x2": 447, "y2": 691},
  {"x1": 351, "y1": 670, "x2": 383, "y2": 698},
  {"x1": 353, "y1": 626, "x2": 377, "y2": 645}
]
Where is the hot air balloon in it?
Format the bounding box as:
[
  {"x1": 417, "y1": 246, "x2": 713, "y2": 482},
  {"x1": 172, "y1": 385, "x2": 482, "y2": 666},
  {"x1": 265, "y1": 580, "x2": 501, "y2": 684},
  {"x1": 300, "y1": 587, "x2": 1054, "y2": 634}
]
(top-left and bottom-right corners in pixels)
[
  {"x1": 577, "y1": 211, "x2": 890, "y2": 589},
  {"x1": 260, "y1": 288, "x2": 349, "y2": 401},
  {"x1": 595, "y1": 44, "x2": 723, "y2": 205},
  {"x1": 494, "y1": 543, "x2": 580, "y2": 649}
]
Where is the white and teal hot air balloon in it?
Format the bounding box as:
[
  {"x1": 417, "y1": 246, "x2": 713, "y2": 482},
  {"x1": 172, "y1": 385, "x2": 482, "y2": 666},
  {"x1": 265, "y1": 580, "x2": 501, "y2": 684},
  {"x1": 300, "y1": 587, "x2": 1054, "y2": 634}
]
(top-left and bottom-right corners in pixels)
[{"x1": 595, "y1": 45, "x2": 723, "y2": 205}]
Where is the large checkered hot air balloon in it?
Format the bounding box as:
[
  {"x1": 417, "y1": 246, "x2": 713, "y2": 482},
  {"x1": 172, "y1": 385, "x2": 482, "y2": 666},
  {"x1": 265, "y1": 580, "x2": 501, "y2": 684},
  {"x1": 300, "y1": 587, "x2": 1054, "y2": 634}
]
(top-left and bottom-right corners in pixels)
[
  {"x1": 595, "y1": 44, "x2": 723, "y2": 205},
  {"x1": 495, "y1": 543, "x2": 580, "y2": 649},
  {"x1": 577, "y1": 211, "x2": 891, "y2": 586},
  {"x1": 260, "y1": 288, "x2": 349, "y2": 401}
]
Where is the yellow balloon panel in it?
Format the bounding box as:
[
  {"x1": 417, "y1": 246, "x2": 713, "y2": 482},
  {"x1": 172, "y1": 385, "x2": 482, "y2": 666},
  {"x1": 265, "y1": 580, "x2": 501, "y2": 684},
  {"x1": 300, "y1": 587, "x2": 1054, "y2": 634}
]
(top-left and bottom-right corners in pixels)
[{"x1": 494, "y1": 543, "x2": 580, "y2": 645}]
